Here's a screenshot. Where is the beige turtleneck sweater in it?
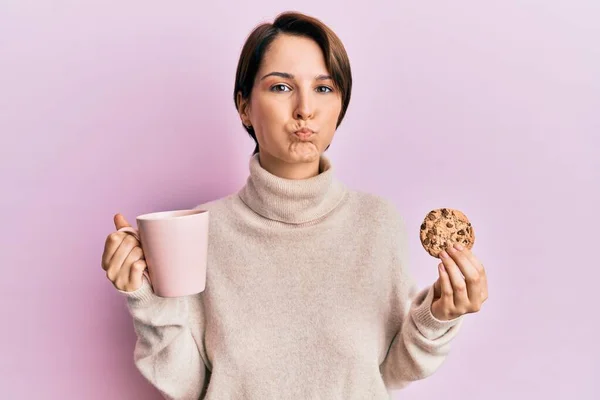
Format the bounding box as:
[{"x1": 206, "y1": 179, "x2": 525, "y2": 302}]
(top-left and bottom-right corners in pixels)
[{"x1": 121, "y1": 153, "x2": 464, "y2": 400}]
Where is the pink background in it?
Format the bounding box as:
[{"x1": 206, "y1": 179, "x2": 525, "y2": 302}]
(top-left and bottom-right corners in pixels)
[{"x1": 1, "y1": 1, "x2": 598, "y2": 399}]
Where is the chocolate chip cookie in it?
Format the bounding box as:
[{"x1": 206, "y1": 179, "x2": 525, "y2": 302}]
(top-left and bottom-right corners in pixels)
[{"x1": 419, "y1": 208, "x2": 475, "y2": 258}]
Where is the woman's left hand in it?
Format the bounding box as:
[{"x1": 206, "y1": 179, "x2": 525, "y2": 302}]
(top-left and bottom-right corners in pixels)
[{"x1": 431, "y1": 242, "x2": 488, "y2": 321}]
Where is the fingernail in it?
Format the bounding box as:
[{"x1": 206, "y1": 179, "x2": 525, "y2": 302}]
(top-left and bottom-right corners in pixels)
[
  {"x1": 453, "y1": 243, "x2": 464, "y2": 251},
  {"x1": 438, "y1": 263, "x2": 445, "y2": 272},
  {"x1": 440, "y1": 250, "x2": 449, "y2": 258}
]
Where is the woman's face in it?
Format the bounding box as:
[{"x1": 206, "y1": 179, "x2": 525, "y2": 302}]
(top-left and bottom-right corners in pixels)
[{"x1": 238, "y1": 34, "x2": 342, "y2": 165}]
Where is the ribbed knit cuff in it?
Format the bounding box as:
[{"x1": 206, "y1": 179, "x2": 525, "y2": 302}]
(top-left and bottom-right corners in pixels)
[
  {"x1": 411, "y1": 286, "x2": 463, "y2": 340},
  {"x1": 117, "y1": 278, "x2": 159, "y2": 308}
]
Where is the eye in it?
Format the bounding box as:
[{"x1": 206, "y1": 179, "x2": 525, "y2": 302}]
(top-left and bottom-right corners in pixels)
[
  {"x1": 316, "y1": 86, "x2": 333, "y2": 93},
  {"x1": 270, "y1": 84, "x2": 291, "y2": 92}
]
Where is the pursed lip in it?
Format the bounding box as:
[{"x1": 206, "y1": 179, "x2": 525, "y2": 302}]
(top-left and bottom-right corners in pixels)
[{"x1": 294, "y1": 127, "x2": 314, "y2": 134}]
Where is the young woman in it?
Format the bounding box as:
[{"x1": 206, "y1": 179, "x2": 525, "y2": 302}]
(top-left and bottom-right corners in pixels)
[{"x1": 101, "y1": 11, "x2": 488, "y2": 400}]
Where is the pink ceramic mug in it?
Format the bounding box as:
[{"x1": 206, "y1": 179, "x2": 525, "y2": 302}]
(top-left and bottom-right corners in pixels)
[{"x1": 117, "y1": 209, "x2": 209, "y2": 297}]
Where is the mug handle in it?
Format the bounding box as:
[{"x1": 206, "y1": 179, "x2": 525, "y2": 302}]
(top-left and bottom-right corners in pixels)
[{"x1": 117, "y1": 226, "x2": 152, "y2": 287}]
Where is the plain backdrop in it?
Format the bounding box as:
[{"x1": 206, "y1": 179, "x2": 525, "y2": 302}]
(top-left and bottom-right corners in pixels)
[{"x1": 1, "y1": 0, "x2": 598, "y2": 399}]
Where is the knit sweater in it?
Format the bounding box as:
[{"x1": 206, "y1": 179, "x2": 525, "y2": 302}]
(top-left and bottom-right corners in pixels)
[{"x1": 121, "y1": 153, "x2": 464, "y2": 400}]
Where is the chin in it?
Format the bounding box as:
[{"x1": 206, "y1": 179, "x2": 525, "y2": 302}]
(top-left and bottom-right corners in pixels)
[{"x1": 287, "y1": 142, "x2": 321, "y2": 162}]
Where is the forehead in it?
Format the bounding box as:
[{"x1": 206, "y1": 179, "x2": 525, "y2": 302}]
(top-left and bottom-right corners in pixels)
[{"x1": 259, "y1": 34, "x2": 328, "y2": 75}]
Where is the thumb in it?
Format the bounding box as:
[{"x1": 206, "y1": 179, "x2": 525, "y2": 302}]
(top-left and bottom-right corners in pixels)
[{"x1": 113, "y1": 213, "x2": 131, "y2": 230}]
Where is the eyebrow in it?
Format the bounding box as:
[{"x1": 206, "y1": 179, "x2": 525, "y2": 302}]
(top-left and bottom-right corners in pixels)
[{"x1": 260, "y1": 72, "x2": 333, "y2": 81}]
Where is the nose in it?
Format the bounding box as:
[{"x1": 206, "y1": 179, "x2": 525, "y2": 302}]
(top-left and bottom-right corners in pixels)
[{"x1": 294, "y1": 88, "x2": 314, "y2": 121}]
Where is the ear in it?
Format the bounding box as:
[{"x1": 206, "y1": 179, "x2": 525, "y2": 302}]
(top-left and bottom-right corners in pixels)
[{"x1": 236, "y1": 91, "x2": 251, "y2": 127}]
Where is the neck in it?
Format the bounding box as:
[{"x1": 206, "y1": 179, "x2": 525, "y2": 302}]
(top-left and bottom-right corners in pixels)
[
  {"x1": 258, "y1": 152, "x2": 321, "y2": 180},
  {"x1": 238, "y1": 152, "x2": 347, "y2": 224}
]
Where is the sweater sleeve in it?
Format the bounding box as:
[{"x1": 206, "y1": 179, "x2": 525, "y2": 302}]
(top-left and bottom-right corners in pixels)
[
  {"x1": 379, "y1": 210, "x2": 464, "y2": 390},
  {"x1": 119, "y1": 277, "x2": 209, "y2": 400}
]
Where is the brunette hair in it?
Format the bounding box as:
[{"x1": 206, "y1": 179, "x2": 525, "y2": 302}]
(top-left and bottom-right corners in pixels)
[{"x1": 234, "y1": 11, "x2": 352, "y2": 154}]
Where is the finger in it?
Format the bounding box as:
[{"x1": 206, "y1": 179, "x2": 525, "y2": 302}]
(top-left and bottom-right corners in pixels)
[
  {"x1": 129, "y1": 259, "x2": 147, "y2": 291},
  {"x1": 114, "y1": 213, "x2": 131, "y2": 231},
  {"x1": 438, "y1": 262, "x2": 454, "y2": 307},
  {"x1": 439, "y1": 249, "x2": 469, "y2": 306},
  {"x1": 102, "y1": 231, "x2": 127, "y2": 270},
  {"x1": 433, "y1": 278, "x2": 441, "y2": 299},
  {"x1": 448, "y1": 244, "x2": 483, "y2": 312},
  {"x1": 447, "y1": 245, "x2": 483, "y2": 304},
  {"x1": 114, "y1": 247, "x2": 144, "y2": 290},
  {"x1": 106, "y1": 235, "x2": 139, "y2": 282},
  {"x1": 479, "y1": 267, "x2": 488, "y2": 302},
  {"x1": 476, "y1": 262, "x2": 488, "y2": 300},
  {"x1": 448, "y1": 244, "x2": 479, "y2": 282},
  {"x1": 455, "y1": 245, "x2": 485, "y2": 273},
  {"x1": 455, "y1": 246, "x2": 488, "y2": 301}
]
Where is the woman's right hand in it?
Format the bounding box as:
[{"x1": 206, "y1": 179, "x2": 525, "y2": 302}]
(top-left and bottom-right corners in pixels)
[{"x1": 101, "y1": 213, "x2": 147, "y2": 292}]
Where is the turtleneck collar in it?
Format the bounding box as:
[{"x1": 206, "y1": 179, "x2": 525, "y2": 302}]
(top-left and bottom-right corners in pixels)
[{"x1": 238, "y1": 153, "x2": 347, "y2": 224}]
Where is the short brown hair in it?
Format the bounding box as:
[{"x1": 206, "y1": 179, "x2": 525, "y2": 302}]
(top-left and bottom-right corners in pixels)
[{"x1": 234, "y1": 11, "x2": 353, "y2": 155}]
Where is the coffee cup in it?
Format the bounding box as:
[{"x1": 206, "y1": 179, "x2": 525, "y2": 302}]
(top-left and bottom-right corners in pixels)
[{"x1": 117, "y1": 209, "x2": 209, "y2": 297}]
